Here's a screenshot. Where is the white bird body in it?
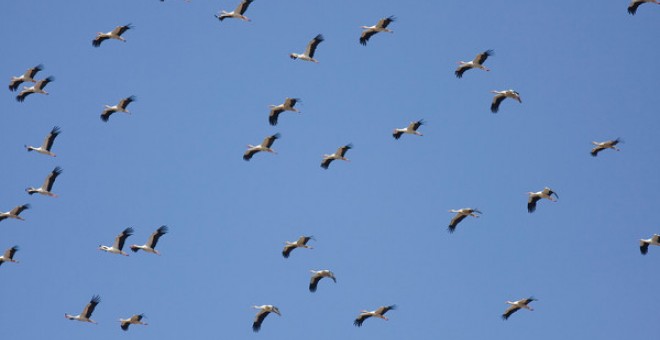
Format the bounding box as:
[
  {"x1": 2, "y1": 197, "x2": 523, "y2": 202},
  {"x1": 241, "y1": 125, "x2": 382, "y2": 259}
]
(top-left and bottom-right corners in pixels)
[
  {"x1": 65, "y1": 295, "x2": 101, "y2": 324},
  {"x1": 131, "y1": 225, "x2": 168, "y2": 255},
  {"x1": 502, "y1": 297, "x2": 536, "y2": 320},
  {"x1": 216, "y1": 0, "x2": 253, "y2": 21},
  {"x1": 120, "y1": 314, "x2": 148, "y2": 331},
  {"x1": 9, "y1": 64, "x2": 43, "y2": 91},
  {"x1": 447, "y1": 208, "x2": 481, "y2": 233},
  {"x1": 0, "y1": 246, "x2": 19, "y2": 267},
  {"x1": 25, "y1": 126, "x2": 60, "y2": 157},
  {"x1": 16, "y1": 76, "x2": 54, "y2": 102},
  {"x1": 393, "y1": 119, "x2": 424, "y2": 139},
  {"x1": 628, "y1": 0, "x2": 659, "y2": 15},
  {"x1": 591, "y1": 138, "x2": 622, "y2": 157},
  {"x1": 321, "y1": 144, "x2": 352, "y2": 169},
  {"x1": 252, "y1": 305, "x2": 281, "y2": 332},
  {"x1": 282, "y1": 235, "x2": 314, "y2": 258},
  {"x1": 360, "y1": 16, "x2": 395, "y2": 45},
  {"x1": 309, "y1": 269, "x2": 336, "y2": 292},
  {"x1": 101, "y1": 96, "x2": 136, "y2": 122},
  {"x1": 490, "y1": 90, "x2": 522, "y2": 113},
  {"x1": 290, "y1": 34, "x2": 324, "y2": 63},
  {"x1": 0, "y1": 204, "x2": 30, "y2": 222},
  {"x1": 92, "y1": 24, "x2": 132, "y2": 47},
  {"x1": 455, "y1": 50, "x2": 494, "y2": 78},
  {"x1": 26, "y1": 166, "x2": 62, "y2": 197},
  {"x1": 99, "y1": 227, "x2": 134, "y2": 256},
  {"x1": 640, "y1": 234, "x2": 660, "y2": 255},
  {"x1": 243, "y1": 133, "x2": 280, "y2": 161},
  {"x1": 269, "y1": 98, "x2": 301, "y2": 126},
  {"x1": 527, "y1": 187, "x2": 558, "y2": 213},
  {"x1": 354, "y1": 305, "x2": 396, "y2": 327}
]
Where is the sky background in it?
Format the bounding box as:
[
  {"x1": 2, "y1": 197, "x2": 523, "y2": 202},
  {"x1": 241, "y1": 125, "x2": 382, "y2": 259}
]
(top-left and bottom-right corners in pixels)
[{"x1": 1, "y1": 0, "x2": 659, "y2": 339}]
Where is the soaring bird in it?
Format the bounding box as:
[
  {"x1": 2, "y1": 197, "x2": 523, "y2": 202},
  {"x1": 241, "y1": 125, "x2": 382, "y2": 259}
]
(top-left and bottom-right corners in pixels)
[
  {"x1": 65, "y1": 295, "x2": 101, "y2": 324},
  {"x1": 269, "y1": 98, "x2": 301, "y2": 126},
  {"x1": 320, "y1": 144, "x2": 352, "y2": 169},
  {"x1": 628, "y1": 0, "x2": 659, "y2": 15},
  {"x1": 101, "y1": 96, "x2": 136, "y2": 122},
  {"x1": 215, "y1": 0, "x2": 254, "y2": 21},
  {"x1": 527, "y1": 187, "x2": 558, "y2": 213},
  {"x1": 9, "y1": 64, "x2": 43, "y2": 91},
  {"x1": 447, "y1": 208, "x2": 481, "y2": 233},
  {"x1": 490, "y1": 90, "x2": 522, "y2": 113},
  {"x1": 26, "y1": 166, "x2": 62, "y2": 197},
  {"x1": 309, "y1": 270, "x2": 336, "y2": 292},
  {"x1": 290, "y1": 34, "x2": 324, "y2": 63},
  {"x1": 16, "y1": 76, "x2": 54, "y2": 102},
  {"x1": 252, "y1": 305, "x2": 281, "y2": 332},
  {"x1": 393, "y1": 119, "x2": 424, "y2": 139},
  {"x1": 502, "y1": 297, "x2": 537, "y2": 320},
  {"x1": 591, "y1": 138, "x2": 622, "y2": 157},
  {"x1": 92, "y1": 24, "x2": 133, "y2": 47},
  {"x1": 640, "y1": 234, "x2": 660, "y2": 255},
  {"x1": 359, "y1": 16, "x2": 395, "y2": 46},
  {"x1": 243, "y1": 133, "x2": 280, "y2": 161},
  {"x1": 25, "y1": 126, "x2": 61, "y2": 157},
  {"x1": 0, "y1": 246, "x2": 19, "y2": 267},
  {"x1": 99, "y1": 227, "x2": 134, "y2": 256},
  {"x1": 130, "y1": 225, "x2": 168, "y2": 255},
  {"x1": 120, "y1": 314, "x2": 148, "y2": 331},
  {"x1": 282, "y1": 235, "x2": 314, "y2": 258},
  {"x1": 455, "y1": 50, "x2": 494, "y2": 78},
  {"x1": 354, "y1": 305, "x2": 396, "y2": 327},
  {"x1": 0, "y1": 204, "x2": 30, "y2": 222}
]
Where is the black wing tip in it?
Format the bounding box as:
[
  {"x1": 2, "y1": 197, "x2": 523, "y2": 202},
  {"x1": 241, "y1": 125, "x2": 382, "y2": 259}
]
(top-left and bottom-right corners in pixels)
[
  {"x1": 91, "y1": 295, "x2": 101, "y2": 303},
  {"x1": 158, "y1": 225, "x2": 169, "y2": 233},
  {"x1": 272, "y1": 133, "x2": 281, "y2": 139},
  {"x1": 393, "y1": 132, "x2": 402, "y2": 139},
  {"x1": 501, "y1": 314, "x2": 510, "y2": 320},
  {"x1": 353, "y1": 319, "x2": 363, "y2": 327},
  {"x1": 44, "y1": 76, "x2": 55, "y2": 82},
  {"x1": 388, "y1": 304, "x2": 397, "y2": 310},
  {"x1": 485, "y1": 49, "x2": 495, "y2": 56},
  {"x1": 126, "y1": 95, "x2": 137, "y2": 101},
  {"x1": 269, "y1": 117, "x2": 278, "y2": 126},
  {"x1": 130, "y1": 246, "x2": 139, "y2": 253},
  {"x1": 252, "y1": 323, "x2": 261, "y2": 332},
  {"x1": 22, "y1": 204, "x2": 31, "y2": 209},
  {"x1": 447, "y1": 225, "x2": 456, "y2": 233},
  {"x1": 527, "y1": 204, "x2": 536, "y2": 213},
  {"x1": 345, "y1": 143, "x2": 353, "y2": 149},
  {"x1": 309, "y1": 284, "x2": 317, "y2": 292},
  {"x1": 320, "y1": 163, "x2": 329, "y2": 169},
  {"x1": 590, "y1": 150, "x2": 598, "y2": 157},
  {"x1": 387, "y1": 15, "x2": 396, "y2": 21},
  {"x1": 359, "y1": 38, "x2": 368, "y2": 46},
  {"x1": 315, "y1": 34, "x2": 324, "y2": 41},
  {"x1": 53, "y1": 166, "x2": 63, "y2": 174},
  {"x1": 124, "y1": 227, "x2": 135, "y2": 235}
]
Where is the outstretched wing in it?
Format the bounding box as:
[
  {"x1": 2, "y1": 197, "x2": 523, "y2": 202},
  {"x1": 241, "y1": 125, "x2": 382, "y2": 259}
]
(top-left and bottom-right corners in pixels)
[
  {"x1": 82, "y1": 295, "x2": 101, "y2": 318},
  {"x1": 455, "y1": 64, "x2": 471, "y2": 78},
  {"x1": 147, "y1": 225, "x2": 168, "y2": 249},
  {"x1": 269, "y1": 107, "x2": 283, "y2": 126},
  {"x1": 43, "y1": 126, "x2": 61, "y2": 150},
  {"x1": 474, "y1": 50, "x2": 494, "y2": 65},
  {"x1": 113, "y1": 24, "x2": 133, "y2": 36},
  {"x1": 320, "y1": 157, "x2": 333, "y2": 169},
  {"x1": 309, "y1": 274, "x2": 322, "y2": 292},
  {"x1": 252, "y1": 310, "x2": 270, "y2": 332},
  {"x1": 360, "y1": 30, "x2": 377, "y2": 46},
  {"x1": 236, "y1": 0, "x2": 253, "y2": 15},
  {"x1": 376, "y1": 305, "x2": 396, "y2": 315},
  {"x1": 43, "y1": 166, "x2": 62, "y2": 192},
  {"x1": 3, "y1": 246, "x2": 18, "y2": 260},
  {"x1": 337, "y1": 144, "x2": 353, "y2": 157},
  {"x1": 118, "y1": 96, "x2": 136, "y2": 110},
  {"x1": 628, "y1": 1, "x2": 642, "y2": 15},
  {"x1": 262, "y1": 133, "x2": 280, "y2": 148},
  {"x1": 114, "y1": 227, "x2": 134, "y2": 250},
  {"x1": 448, "y1": 213, "x2": 467, "y2": 233},
  {"x1": 491, "y1": 94, "x2": 506, "y2": 113},
  {"x1": 10, "y1": 204, "x2": 30, "y2": 216},
  {"x1": 353, "y1": 313, "x2": 371, "y2": 327},
  {"x1": 306, "y1": 34, "x2": 324, "y2": 58},
  {"x1": 377, "y1": 16, "x2": 395, "y2": 28},
  {"x1": 502, "y1": 305, "x2": 520, "y2": 320}
]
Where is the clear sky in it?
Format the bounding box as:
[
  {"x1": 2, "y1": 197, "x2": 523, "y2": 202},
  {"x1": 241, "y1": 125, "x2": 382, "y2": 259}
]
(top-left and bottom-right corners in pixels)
[{"x1": 1, "y1": 0, "x2": 659, "y2": 339}]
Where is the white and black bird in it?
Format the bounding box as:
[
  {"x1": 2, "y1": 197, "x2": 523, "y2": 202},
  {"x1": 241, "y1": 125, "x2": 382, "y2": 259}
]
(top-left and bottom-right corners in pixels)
[
  {"x1": 502, "y1": 297, "x2": 537, "y2": 320},
  {"x1": 92, "y1": 24, "x2": 133, "y2": 47},
  {"x1": 591, "y1": 138, "x2": 622, "y2": 157},
  {"x1": 490, "y1": 90, "x2": 522, "y2": 113},
  {"x1": 269, "y1": 98, "x2": 301, "y2": 126},
  {"x1": 393, "y1": 119, "x2": 424, "y2": 139},
  {"x1": 16, "y1": 76, "x2": 54, "y2": 102},
  {"x1": 130, "y1": 225, "x2": 168, "y2": 255},
  {"x1": 290, "y1": 34, "x2": 324, "y2": 63},
  {"x1": 282, "y1": 235, "x2": 314, "y2": 258},
  {"x1": 455, "y1": 50, "x2": 494, "y2": 78},
  {"x1": 101, "y1": 96, "x2": 136, "y2": 122},
  {"x1": 354, "y1": 305, "x2": 396, "y2": 327},
  {"x1": 0, "y1": 246, "x2": 19, "y2": 267},
  {"x1": 359, "y1": 16, "x2": 395, "y2": 46},
  {"x1": 26, "y1": 166, "x2": 62, "y2": 197},
  {"x1": 120, "y1": 314, "x2": 148, "y2": 331},
  {"x1": 321, "y1": 144, "x2": 352, "y2": 169},
  {"x1": 99, "y1": 227, "x2": 134, "y2": 256},
  {"x1": 25, "y1": 126, "x2": 61, "y2": 157},
  {"x1": 309, "y1": 270, "x2": 336, "y2": 292},
  {"x1": 447, "y1": 208, "x2": 481, "y2": 233},
  {"x1": 527, "y1": 187, "x2": 558, "y2": 213},
  {"x1": 628, "y1": 0, "x2": 659, "y2": 15},
  {"x1": 65, "y1": 295, "x2": 101, "y2": 324},
  {"x1": 215, "y1": 0, "x2": 254, "y2": 21},
  {"x1": 9, "y1": 64, "x2": 43, "y2": 91},
  {"x1": 243, "y1": 133, "x2": 280, "y2": 161},
  {"x1": 252, "y1": 305, "x2": 281, "y2": 332},
  {"x1": 0, "y1": 204, "x2": 30, "y2": 223},
  {"x1": 640, "y1": 234, "x2": 660, "y2": 255}
]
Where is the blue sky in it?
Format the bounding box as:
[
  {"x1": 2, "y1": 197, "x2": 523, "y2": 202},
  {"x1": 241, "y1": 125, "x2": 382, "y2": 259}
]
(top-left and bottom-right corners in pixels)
[{"x1": 1, "y1": 0, "x2": 659, "y2": 339}]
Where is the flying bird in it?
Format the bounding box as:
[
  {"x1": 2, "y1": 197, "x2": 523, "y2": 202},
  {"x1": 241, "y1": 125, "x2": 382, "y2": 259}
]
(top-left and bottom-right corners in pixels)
[
  {"x1": 252, "y1": 305, "x2": 281, "y2": 332},
  {"x1": 455, "y1": 50, "x2": 494, "y2": 78},
  {"x1": 26, "y1": 166, "x2": 62, "y2": 197},
  {"x1": 309, "y1": 270, "x2": 336, "y2": 292},
  {"x1": 16, "y1": 76, "x2": 54, "y2": 102},
  {"x1": 447, "y1": 208, "x2": 481, "y2": 233},
  {"x1": 393, "y1": 119, "x2": 424, "y2": 139},
  {"x1": 120, "y1": 314, "x2": 148, "y2": 331},
  {"x1": 101, "y1": 96, "x2": 136, "y2": 122},
  {"x1": 269, "y1": 98, "x2": 301, "y2": 126},
  {"x1": 25, "y1": 126, "x2": 61, "y2": 157},
  {"x1": 92, "y1": 24, "x2": 133, "y2": 47},
  {"x1": 99, "y1": 227, "x2": 134, "y2": 256},
  {"x1": 321, "y1": 144, "x2": 352, "y2": 169},
  {"x1": 527, "y1": 187, "x2": 558, "y2": 213},
  {"x1": 591, "y1": 138, "x2": 622, "y2": 157},
  {"x1": 215, "y1": 0, "x2": 254, "y2": 21},
  {"x1": 243, "y1": 133, "x2": 280, "y2": 161},
  {"x1": 359, "y1": 16, "x2": 395, "y2": 46},
  {"x1": 502, "y1": 297, "x2": 537, "y2": 320},
  {"x1": 0, "y1": 204, "x2": 30, "y2": 222},
  {"x1": 490, "y1": 90, "x2": 521, "y2": 113},
  {"x1": 9, "y1": 64, "x2": 43, "y2": 91},
  {"x1": 282, "y1": 235, "x2": 314, "y2": 258},
  {"x1": 0, "y1": 246, "x2": 19, "y2": 267},
  {"x1": 65, "y1": 295, "x2": 101, "y2": 324},
  {"x1": 628, "y1": 0, "x2": 659, "y2": 15},
  {"x1": 290, "y1": 34, "x2": 324, "y2": 63},
  {"x1": 640, "y1": 234, "x2": 660, "y2": 255},
  {"x1": 354, "y1": 305, "x2": 396, "y2": 327},
  {"x1": 130, "y1": 225, "x2": 168, "y2": 255}
]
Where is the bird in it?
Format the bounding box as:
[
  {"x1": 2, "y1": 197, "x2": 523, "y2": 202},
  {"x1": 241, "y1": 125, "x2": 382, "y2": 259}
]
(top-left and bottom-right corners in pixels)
[
  {"x1": 455, "y1": 50, "x2": 494, "y2": 78},
  {"x1": 215, "y1": 0, "x2": 254, "y2": 21},
  {"x1": 447, "y1": 208, "x2": 481, "y2": 233},
  {"x1": 269, "y1": 98, "x2": 301, "y2": 126},
  {"x1": 26, "y1": 166, "x2": 62, "y2": 197},
  {"x1": 243, "y1": 133, "x2": 280, "y2": 161},
  {"x1": 130, "y1": 225, "x2": 168, "y2": 255},
  {"x1": 119, "y1": 314, "x2": 148, "y2": 331},
  {"x1": 591, "y1": 138, "x2": 622, "y2": 157},
  {"x1": 290, "y1": 34, "x2": 324, "y2": 63},
  {"x1": 640, "y1": 234, "x2": 660, "y2": 255},
  {"x1": 92, "y1": 24, "x2": 133, "y2": 47},
  {"x1": 359, "y1": 16, "x2": 395, "y2": 46},
  {"x1": 309, "y1": 270, "x2": 336, "y2": 292},
  {"x1": 490, "y1": 90, "x2": 522, "y2": 113},
  {"x1": 0, "y1": 246, "x2": 19, "y2": 267},
  {"x1": 9, "y1": 64, "x2": 43, "y2": 91},
  {"x1": 628, "y1": 0, "x2": 659, "y2": 15},
  {"x1": 282, "y1": 235, "x2": 314, "y2": 258},
  {"x1": 354, "y1": 305, "x2": 396, "y2": 327},
  {"x1": 101, "y1": 96, "x2": 136, "y2": 122},
  {"x1": 252, "y1": 305, "x2": 281, "y2": 332},
  {"x1": 502, "y1": 297, "x2": 537, "y2": 320},
  {"x1": 527, "y1": 187, "x2": 558, "y2": 213},
  {"x1": 393, "y1": 119, "x2": 424, "y2": 139},
  {"x1": 99, "y1": 227, "x2": 134, "y2": 256},
  {"x1": 65, "y1": 295, "x2": 101, "y2": 324},
  {"x1": 320, "y1": 144, "x2": 352, "y2": 169},
  {"x1": 16, "y1": 76, "x2": 54, "y2": 102},
  {"x1": 0, "y1": 204, "x2": 30, "y2": 223},
  {"x1": 25, "y1": 126, "x2": 61, "y2": 157}
]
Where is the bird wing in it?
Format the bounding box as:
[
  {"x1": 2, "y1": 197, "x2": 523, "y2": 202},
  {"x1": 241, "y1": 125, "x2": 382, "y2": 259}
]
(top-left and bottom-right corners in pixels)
[
  {"x1": 305, "y1": 34, "x2": 324, "y2": 58},
  {"x1": 269, "y1": 107, "x2": 283, "y2": 126},
  {"x1": 284, "y1": 97, "x2": 299, "y2": 108},
  {"x1": 282, "y1": 244, "x2": 295, "y2": 258},
  {"x1": 410, "y1": 120, "x2": 424, "y2": 131},
  {"x1": 3, "y1": 246, "x2": 18, "y2": 260},
  {"x1": 36, "y1": 76, "x2": 54, "y2": 90},
  {"x1": 298, "y1": 236, "x2": 312, "y2": 245},
  {"x1": 543, "y1": 187, "x2": 558, "y2": 199},
  {"x1": 8, "y1": 78, "x2": 22, "y2": 91},
  {"x1": 113, "y1": 24, "x2": 132, "y2": 36},
  {"x1": 262, "y1": 133, "x2": 280, "y2": 148},
  {"x1": 448, "y1": 213, "x2": 468, "y2": 233},
  {"x1": 353, "y1": 312, "x2": 371, "y2": 327},
  {"x1": 640, "y1": 241, "x2": 650, "y2": 255},
  {"x1": 474, "y1": 50, "x2": 493, "y2": 65},
  {"x1": 337, "y1": 144, "x2": 352, "y2": 157},
  {"x1": 16, "y1": 89, "x2": 33, "y2": 102},
  {"x1": 119, "y1": 96, "x2": 135, "y2": 110},
  {"x1": 628, "y1": 1, "x2": 642, "y2": 15},
  {"x1": 121, "y1": 321, "x2": 130, "y2": 331},
  {"x1": 43, "y1": 126, "x2": 61, "y2": 150},
  {"x1": 147, "y1": 225, "x2": 168, "y2": 248},
  {"x1": 360, "y1": 29, "x2": 377, "y2": 46},
  {"x1": 652, "y1": 235, "x2": 660, "y2": 243},
  {"x1": 527, "y1": 195, "x2": 541, "y2": 213},
  {"x1": 10, "y1": 204, "x2": 29, "y2": 216},
  {"x1": 376, "y1": 305, "x2": 396, "y2": 315},
  {"x1": 491, "y1": 94, "x2": 506, "y2": 113},
  {"x1": 590, "y1": 145, "x2": 604, "y2": 157},
  {"x1": 82, "y1": 295, "x2": 101, "y2": 318},
  {"x1": 309, "y1": 274, "x2": 322, "y2": 292},
  {"x1": 236, "y1": 0, "x2": 253, "y2": 14},
  {"x1": 43, "y1": 167, "x2": 62, "y2": 191},
  {"x1": 252, "y1": 309, "x2": 270, "y2": 332},
  {"x1": 92, "y1": 35, "x2": 109, "y2": 47},
  {"x1": 320, "y1": 157, "x2": 333, "y2": 169},
  {"x1": 132, "y1": 314, "x2": 144, "y2": 322},
  {"x1": 392, "y1": 130, "x2": 403, "y2": 139},
  {"x1": 114, "y1": 227, "x2": 134, "y2": 250},
  {"x1": 502, "y1": 305, "x2": 520, "y2": 320},
  {"x1": 243, "y1": 148, "x2": 258, "y2": 161},
  {"x1": 100, "y1": 108, "x2": 114, "y2": 122},
  {"x1": 25, "y1": 64, "x2": 44, "y2": 79},
  {"x1": 454, "y1": 64, "x2": 470, "y2": 78},
  {"x1": 377, "y1": 16, "x2": 395, "y2": 28}
]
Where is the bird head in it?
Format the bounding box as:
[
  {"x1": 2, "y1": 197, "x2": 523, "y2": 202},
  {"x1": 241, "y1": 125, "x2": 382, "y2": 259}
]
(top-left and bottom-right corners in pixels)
[
  {"x1": 25, "y1": 187, "x2": 35, "y2": 194},
  {"x1": 289, "y1": 53, "x2": 298, "y2": 60}
]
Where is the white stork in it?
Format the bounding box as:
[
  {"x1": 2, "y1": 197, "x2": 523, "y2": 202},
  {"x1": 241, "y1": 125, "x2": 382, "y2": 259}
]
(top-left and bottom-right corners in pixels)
[
  {"x1": 99, "y1": 227, "x2": 134, "y2": 256},
  {"x1": 243, "y1": 133, "x2": 280, "y2": 161},
  {"x1": 290, "y1": 34, "x2": 324, "y2": 63},
  {"x1": 354, "y1": 305, "x2": 396, "y2": 327},
  {"x1": 130, "y1": 225, "x2": 168, "y2": 255},
  {"x1": 269, "y1": 98, "x2": 301, "y2": 126},
  {"x1": 282, "y1": 235, "x2": 314, "y2": 258},
  {"x1": 447, "y1": 208, "x2": 481, "y2": 233},
  {"x1": 0, "y1": 246, "x2": 19, "y2": 267},
  {"x1": 640, "y1": 234, "x2": 660, "y2": 255},
  {"x1": 101, "y1": 96, "x2": 136, "y2": 122},
  {"x1": 591, "y1": 138, "x2": 622, "y2": 157},
  {"x1": 0, "y1": 204, "x2": 30, "y2": 223},
  {"x1": 502, "y1": 297, "x2": 537, "y2": 320},
  {"x1": 252, "y1": 305, "x2": 281, "y2": 332},
  {"x1": 309, "y1": 270, "x2": 336, "y2": 292},
  {"x1": 120, "y1": 314, "x2": 148, "y2": 331},
  {"x1": 359, "y1": 16, "x2": 395, "y2": 46},
  {"x1": 321, "y1": 144, "x2": 352, "y2": 169},
  {"x1": 490, "y1": 90, "x2": 522, "y2": 113},
  {"x1": 92, "y1": 24, "x2": 133, "y2": 47},
  {"x1": 26, "y1": 166, "x2": 62, "y2": 197},
  {"x1": 215, "y1": 0, "x2": 254, "y2": 21},
  {"x1": 455, "y1": 50, "x2": 494, "y2": 78},
  {"x1": 393, "y1": 119, "x2": 424, "y2": 139},
  {"x1": 9, "y1": 64, "x2": 43, "y2": 91},
  {"x1": 25, "y1": 126, "x2": 61, "y2": 157},
  {"x1": 628, "y1": 0, "x2": 659, "y2": 15},
  {"x1": 527, "y1": 187, "x2": 558, "y2": 213},
  {"x1": 16, "y1": 76, "x2": 54, "y2": 102},
  {"x1": 65, "y1": 295, "x2": 101, "y2": 324}
]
